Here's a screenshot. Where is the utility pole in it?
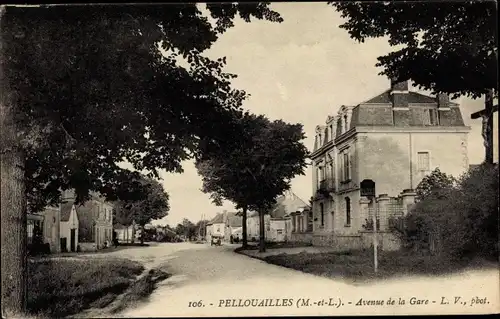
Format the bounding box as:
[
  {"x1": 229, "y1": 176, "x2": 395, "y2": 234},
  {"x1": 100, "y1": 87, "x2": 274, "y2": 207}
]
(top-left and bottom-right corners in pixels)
[
  {"x1": 471, "y1": 89, "x2": 498, "y2": 164},
  {"x1": 372, "y1": 205, "x2": 378, "y2": 274}
]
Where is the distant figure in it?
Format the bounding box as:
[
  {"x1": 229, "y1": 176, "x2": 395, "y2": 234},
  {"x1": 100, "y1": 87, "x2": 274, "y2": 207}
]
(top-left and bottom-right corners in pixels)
[
  {"x1": 234, "y1": 235, "x2": 240, "y2": 244},
  {"x1": 230, "y1": 234, "x2": 234, "y2": 244}
]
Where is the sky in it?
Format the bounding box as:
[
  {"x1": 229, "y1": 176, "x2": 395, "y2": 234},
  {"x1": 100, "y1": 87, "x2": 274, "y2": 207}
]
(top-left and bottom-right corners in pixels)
[{"x1": 143, "y1": 2, "x2": 498, "y2": 227}]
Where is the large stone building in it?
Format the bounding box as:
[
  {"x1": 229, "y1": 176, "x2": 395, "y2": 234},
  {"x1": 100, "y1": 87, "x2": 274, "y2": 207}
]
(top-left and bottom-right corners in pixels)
[{"x1": 309, "y1": 78, "x2": 470, "y2": 248}]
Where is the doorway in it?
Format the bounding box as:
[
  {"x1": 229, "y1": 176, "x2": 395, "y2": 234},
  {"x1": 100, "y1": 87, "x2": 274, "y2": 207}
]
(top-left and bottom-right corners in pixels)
[{"x1": 70, "y1": 229, "x2": 76, "y2": 252}]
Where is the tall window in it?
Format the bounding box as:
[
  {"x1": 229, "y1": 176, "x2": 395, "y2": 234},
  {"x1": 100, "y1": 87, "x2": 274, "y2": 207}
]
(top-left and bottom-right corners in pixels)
[
  {"x1": 320, "y1": 203, "x2": 324, "y2": 227},
  {"x1": 330, "y1": 162, "x2": 335, "y2": 181},
  {"x1": 292, "y1": 216, "x2": 296, "y2": 232},
  {"x1": 344, "y1": 115, "x2": 348, "y2": 132},
  {"x1": 341, "y1": 151, "x2": 351, "y2": 182},
  {"x1": 345, "y1": 197, "x2": 351, "y2": 226},
  {"x1": 330, "y1": 124, "x2": 334, "y2": 140},
  {"x1": 417, "y1": 152, "x2": 430, "y2": 172},
  {"x1": 317, "y1": 166, "x2": 324, "y2": 188}
]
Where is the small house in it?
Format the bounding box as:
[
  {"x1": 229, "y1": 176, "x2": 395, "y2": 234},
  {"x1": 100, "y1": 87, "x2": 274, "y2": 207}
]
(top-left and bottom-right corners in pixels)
[{"x1": 60, "y1": 202, "x2": 79, "y2": 252}]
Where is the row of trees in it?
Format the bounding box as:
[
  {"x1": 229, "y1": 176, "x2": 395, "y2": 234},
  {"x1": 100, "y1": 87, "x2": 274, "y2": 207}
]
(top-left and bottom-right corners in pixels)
[
  {"x1": 113, "y1": 175, "x2": 170, "y2": 244},
  {"x1": 1, "y1": 2, "x2": 496, "y2": 315},
  {"x1": 1, "y1": 4, "x2": 284, "y2": 315},
  {"x1": 174, "y1": 218, "x2": 205, "y2": 241},
  {"x1": 196, "y1": 113, "x2": 308, "y2": 252}
]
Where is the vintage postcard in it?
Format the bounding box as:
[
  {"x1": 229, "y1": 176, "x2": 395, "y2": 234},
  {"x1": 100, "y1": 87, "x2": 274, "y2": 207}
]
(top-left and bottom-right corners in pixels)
[{"x1": 1, "y1": 2, "x2": 498, "y2": 318}]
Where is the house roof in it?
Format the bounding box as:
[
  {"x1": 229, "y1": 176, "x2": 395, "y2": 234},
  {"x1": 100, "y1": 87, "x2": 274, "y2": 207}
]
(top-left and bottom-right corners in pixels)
[
  {"x1": 60, "y1": 202, "x2": 74, "y2": 222},
  {"x1": 225, "y1": 212, "x2": 242, "y2": 227},
  {"x1": 207, "y1": 213, "x2": 224, "y2": 225},
  {"x1": 270, "y1": 190, "x2": 310, "y2": 218},
  {"x1": 362, "y1": 90, "x2": 458, "y2": 106}
]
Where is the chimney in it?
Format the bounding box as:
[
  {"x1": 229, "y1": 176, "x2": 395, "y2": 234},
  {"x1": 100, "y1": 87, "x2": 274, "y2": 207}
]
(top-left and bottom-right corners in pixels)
[
  {"x1": 390, "y1": 77, "x2": 409, "y2": 108},
  {"x1": 61, "y1": 189, "x2": 75, "y2": 201},
  {"x1": 436, "y1": 93, "x2": 449, "y2": 108}
]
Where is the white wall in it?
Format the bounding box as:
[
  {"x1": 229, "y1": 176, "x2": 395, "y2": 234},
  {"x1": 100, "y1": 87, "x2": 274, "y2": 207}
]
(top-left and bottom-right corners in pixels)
[
  {"x1": 268, "y1": 219, "x2": 287, "y2": 242},
  {"x1": 358, "y1": 131, "x2": 469, "y2": 197},
  {"x1": 211, "y1": 223, "x2": 225, "y2": 236},
  {"x1": 60, "y1": 205, "x2": 79, "y2": 252}
]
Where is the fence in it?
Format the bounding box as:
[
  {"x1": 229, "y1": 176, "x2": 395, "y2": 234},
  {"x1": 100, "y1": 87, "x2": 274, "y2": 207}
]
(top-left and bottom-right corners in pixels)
[{"x1": 363, "y1": 197, "x2": 406, "y2": 232}]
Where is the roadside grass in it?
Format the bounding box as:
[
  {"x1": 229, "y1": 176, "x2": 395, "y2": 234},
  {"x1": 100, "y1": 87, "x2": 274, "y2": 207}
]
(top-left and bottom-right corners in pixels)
[
  {"x1": 263, "y1": 249, "x2": 496, "y2": 283},
  {"x1": 44, "y1": 242, "x2": 153, "y2": 258},
  {"x1": 27, "y1": 257, "x2": 145, "y2": 318},
  {"x1": 110, "y1": 268, "x2": 171, "y2": 314}
]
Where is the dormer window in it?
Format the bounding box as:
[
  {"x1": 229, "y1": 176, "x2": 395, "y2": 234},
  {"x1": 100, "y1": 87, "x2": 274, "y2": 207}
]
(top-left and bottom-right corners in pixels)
[
  {"x1": 422, "y1": 108, "x2": 438, "y2": 126},
  {"x1": 343, "y1": 115, "x2": 348, "y2": 133}
]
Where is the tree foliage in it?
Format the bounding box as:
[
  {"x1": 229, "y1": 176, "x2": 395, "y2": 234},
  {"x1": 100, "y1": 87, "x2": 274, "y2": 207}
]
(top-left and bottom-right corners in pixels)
[
  {"x1": 114, "y1": 176, "x2": 170, "y2": 227},
  {"x1": 196, "y1": 113, "x2": 308, "y2": 251},
  {"x1": 415, "y1": 168, "x2": 457, "y2": 201},
  {"x1": 330, "y1": 1, "x2": 497, "y2": 99},
  {"x1": 393, "y1": 164, "x2": 498, "y2": 260},
  {"x1": 195, "y1": 219, "x2": 210, "y2": 238},
  {"x1": 175, "y1": 218, "x2": 197, "y2": 240},
  {"x1": 1, "y1": 4, "x2": 283, "y2": 314},
  {"x1": 2, "y1": 3, "x2": 283, "y2": 211}
]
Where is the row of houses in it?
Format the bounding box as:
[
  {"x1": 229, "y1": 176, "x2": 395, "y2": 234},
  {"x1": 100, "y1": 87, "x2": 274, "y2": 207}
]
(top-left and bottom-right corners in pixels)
[
  {"x1": 205, "y1": 190, "x2": 312, "y2": 244},
  {"x1": 27, "y1": 189, "x2": 114, "y2": 254},
  {"x1": 205, "y1": 78, "x2": 472, "y2": 252}
]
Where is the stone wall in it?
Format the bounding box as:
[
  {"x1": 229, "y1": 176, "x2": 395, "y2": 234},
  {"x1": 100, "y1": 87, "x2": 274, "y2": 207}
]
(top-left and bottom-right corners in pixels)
[
  {"x1": 294, "y1": 231, "x2": 402, "y2": 252},
  {"x1": 359, "y1": 231, "x2": 401, "y2": 251},
  {"x1": 312, "y1": 233, "x2": 364, "y2": 251},
  {"x1": 290, "y1": 232, "x2": 313, "y2": 245},
  {"x1": 78, "y1": 242, "x2": 97, "y2": 252}
]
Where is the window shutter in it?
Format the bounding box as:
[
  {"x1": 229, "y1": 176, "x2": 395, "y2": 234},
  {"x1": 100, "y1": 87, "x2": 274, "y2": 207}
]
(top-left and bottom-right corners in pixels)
[{"x1": 348, "y1": 153, "x2": 352, "y2": 180}]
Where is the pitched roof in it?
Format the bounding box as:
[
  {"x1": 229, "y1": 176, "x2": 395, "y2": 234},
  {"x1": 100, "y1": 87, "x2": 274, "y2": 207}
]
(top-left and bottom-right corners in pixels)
[
  {"x1": 226, "y1": 213, "x2": 242, "y2": 227},
  {"x1": 362, "y1": 90, "x2": 458, "y2": 106},
  {"x1": 208, "y1": 213, "x2": 224, "y2": 225},
  {"x1": 60, "y1": 202, "x2": 74, "y2": 222},
  {"x1": 270, "y1": 190, "x2": 310, "y2": 218}
]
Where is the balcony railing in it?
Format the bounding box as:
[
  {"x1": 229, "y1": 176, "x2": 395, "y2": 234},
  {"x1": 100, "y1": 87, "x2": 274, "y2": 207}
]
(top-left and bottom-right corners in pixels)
[{"x1": 317, "y1": 179, "x2": 336, "y2": 196}]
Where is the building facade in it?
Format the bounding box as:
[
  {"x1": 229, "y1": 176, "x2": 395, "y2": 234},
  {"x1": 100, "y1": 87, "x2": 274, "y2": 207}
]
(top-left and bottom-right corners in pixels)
[
  {"x1": 62, "y1": 190, "x2": 114, "y2": 251},
  {"x1": 309, "y1": 79, "x2": 470, "y2": 248},
  {"x1": 246, "y1": 191, "x2": 310, "y2": 243},
  {"x1": 27, "y1": 205, "x2": 61, "y2": 254},
  {"x1": 60, "y1": 202, "x2": 79, "y2": 252}
]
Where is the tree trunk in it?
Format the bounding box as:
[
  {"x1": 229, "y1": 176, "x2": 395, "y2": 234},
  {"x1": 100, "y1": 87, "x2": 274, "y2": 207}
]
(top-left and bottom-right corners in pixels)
[
  {"x1": 131, "y1": 221, "x2": 135, "y2": 244},
  {"x1": 258, "y1": 209, "x2": 266, "y2": 253},
  {"x1": 242, "y1": 205, "x2": 248, "y2": 249},
  {"x1": 483, "y1": 89, "x2": 494, "y2": 164},
  {"x1": 140, "y1": 225, "x2": 145, "y2": 245},
  {"x1": 1, "y1": 7, "x2": 28, "y2": 315}
]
